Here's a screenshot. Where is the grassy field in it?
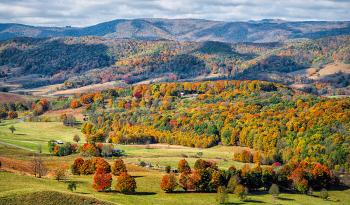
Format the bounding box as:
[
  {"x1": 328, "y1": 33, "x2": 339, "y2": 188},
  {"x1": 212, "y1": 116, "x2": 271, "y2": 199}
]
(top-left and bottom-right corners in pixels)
[
  {"x1": 0, "y1": 120, "x2": 82, "y2": 153},
  {"x1": 0, "y1": 120, "x2": 350, "y2": 205}
]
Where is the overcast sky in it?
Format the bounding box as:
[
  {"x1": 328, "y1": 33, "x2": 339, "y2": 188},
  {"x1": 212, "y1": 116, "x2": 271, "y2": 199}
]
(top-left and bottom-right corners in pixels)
[{"x1": 0, "y1": 0, "x2": 349, "y2": 27}]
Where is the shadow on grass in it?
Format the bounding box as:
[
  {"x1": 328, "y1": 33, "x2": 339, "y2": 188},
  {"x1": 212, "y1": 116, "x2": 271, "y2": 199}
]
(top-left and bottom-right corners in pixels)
[
  {"x1": 75, "y1": 191, "x2": 89, "y2": 195},
  {"x1": 131, "y1": 175, "x2": 144, "y2": 179},
  {"x1": 107, "y1": 190, "x2": 156, "y2": 195},
  {"x1": 330, "y1": 184, "x2": 350, "y2": 191},
  {"x1": 15, "y1": 133, "x2": 27, "y2": 136},
  {"x1": 243, "y1": 199, "x2": 264, "y2": 203},
  {"x1": 277, "y1": 196, "x2": 294, "y2": 201}
]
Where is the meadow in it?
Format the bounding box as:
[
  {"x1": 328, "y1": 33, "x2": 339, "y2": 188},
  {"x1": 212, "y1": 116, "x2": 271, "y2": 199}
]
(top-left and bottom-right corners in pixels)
[{"x1": 0, "y1": 120, "x2": 350, "y2": 205}]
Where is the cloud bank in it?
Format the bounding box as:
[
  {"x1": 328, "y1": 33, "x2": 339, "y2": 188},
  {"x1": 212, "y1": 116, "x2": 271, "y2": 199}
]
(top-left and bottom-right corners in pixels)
[{"x1": 0, "y1": 0, "x2": 349, "y2": 27}]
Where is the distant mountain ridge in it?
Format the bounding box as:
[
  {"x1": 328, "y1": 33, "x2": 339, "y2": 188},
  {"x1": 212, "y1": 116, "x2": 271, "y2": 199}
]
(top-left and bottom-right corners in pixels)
[{"x1": 1, "y1": 18, "x2": 350, "y2": 42}]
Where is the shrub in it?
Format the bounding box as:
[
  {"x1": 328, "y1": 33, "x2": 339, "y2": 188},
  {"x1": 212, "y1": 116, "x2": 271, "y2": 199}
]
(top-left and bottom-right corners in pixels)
[
  {"x1": 165, "y1": 165, "x2": 171, "y2": 173},
  {"x1": 115, "y1": 172, "x2": 137, "y2": 194},
  {"x1": 160, "y1": 174, "x2": 178, "y2": 193},
  {"x1": 178, "y1": 159, "x2": 191, "y2": 173},
  {"x1": 112, "y1": 159, "x2": 127, "y2": 176},
  {"x1": 7, "y1": 111, "x2": 18, "y2": 119},
  {"x1": 93, "y1": 168, "x2": 112, "y2": 192},
  {"x1": 234, "y1": 184, "x2": 248, "y2": 201},
  {"x1": 80, "y1": 159, "x2": 95, "y2": 175},
  {"x1": 70, "y1": 99, "x2": 81, "y2": 109},
  {"x1": 228, "y1": 165, "x2": 237, "y2": 172},
  {"x1": 269, "y1": 184, "x2": 280, "y2": 198},
  {"x1": 216, "y1": 186, "x2": 228, "y2": 204},
  {"x1": 320, "y1": 188, "x2": 329, "y2": 200},
  {"x1": 71, "y1": 158, "x2": 84, "y2": 175},
  {"x1": 73, "y1": 134, "x2": 80, "y2": 143}
]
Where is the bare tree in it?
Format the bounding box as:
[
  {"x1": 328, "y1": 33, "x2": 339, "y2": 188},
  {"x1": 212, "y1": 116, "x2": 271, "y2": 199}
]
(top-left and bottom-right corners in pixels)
[{"x1": 31, "y1": 155, "x2": 47, "y2": 178}]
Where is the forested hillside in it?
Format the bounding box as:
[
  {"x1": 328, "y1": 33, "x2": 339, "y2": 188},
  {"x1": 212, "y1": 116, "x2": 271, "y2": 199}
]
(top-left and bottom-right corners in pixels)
[
  {"x1": 0, "y1": 35, "x2": 349, "y2": 94},
  {"x1": 71, "y1": 80, "x2": 350, "y2": 170}
]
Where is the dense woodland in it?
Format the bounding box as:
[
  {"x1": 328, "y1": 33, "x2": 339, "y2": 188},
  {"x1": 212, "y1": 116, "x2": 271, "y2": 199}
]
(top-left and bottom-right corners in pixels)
[{"x1": 63, "y1": 80, "x2": 350, "y2": 171}]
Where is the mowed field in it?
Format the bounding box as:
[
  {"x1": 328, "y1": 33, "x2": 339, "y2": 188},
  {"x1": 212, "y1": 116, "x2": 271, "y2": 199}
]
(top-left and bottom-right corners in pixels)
[{"x1": 0, "y1": 120, "x2": 350, "y2": 205}]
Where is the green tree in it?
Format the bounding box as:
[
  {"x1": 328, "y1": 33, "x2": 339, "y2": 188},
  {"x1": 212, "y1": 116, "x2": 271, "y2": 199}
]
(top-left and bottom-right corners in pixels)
[
  {"x1": 216, "y1": 186, "x2": 228, "y2": 204},
  {"x1": 67, "y1": 181, "x2": 77, "y2": 192},
  {"x1": 9, "y1": 125, "x2": 16, "y2": 134}
]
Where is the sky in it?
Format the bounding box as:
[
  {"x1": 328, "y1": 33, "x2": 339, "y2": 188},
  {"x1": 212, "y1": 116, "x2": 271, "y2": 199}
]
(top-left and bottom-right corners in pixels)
[{"x1": 0, "y1": 0, "x2": 349, "y2": 27}]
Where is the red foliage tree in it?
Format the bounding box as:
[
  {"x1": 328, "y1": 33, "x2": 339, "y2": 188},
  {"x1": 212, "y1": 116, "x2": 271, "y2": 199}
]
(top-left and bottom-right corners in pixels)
[
  {"x1": 93, "y1": 168, "x2": 112, "y2": 192},
  {"x1": 7, "y1": 111, "x2": 18, "y2": 119},
  {"x1": 71, "y1": 157, "x2": 84, "y2": 175},
  {"x1": 70, "y1": 99, "x2": 81, "y2": 109}
]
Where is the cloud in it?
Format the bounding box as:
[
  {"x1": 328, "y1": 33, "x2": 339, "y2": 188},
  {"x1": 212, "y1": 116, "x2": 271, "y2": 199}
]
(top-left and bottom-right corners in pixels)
[{"x1": 0, "y1": 0, "x2": 349, "y2": 27}]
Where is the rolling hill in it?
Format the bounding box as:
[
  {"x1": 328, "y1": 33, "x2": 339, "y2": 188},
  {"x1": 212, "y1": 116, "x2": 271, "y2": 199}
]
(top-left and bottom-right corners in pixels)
[
  {"x1": 1, "y1": 18, "x2": 350, "y2": 43},
  {"x1": 0, "y1": 35, "x2": 349, "y2": 96}
]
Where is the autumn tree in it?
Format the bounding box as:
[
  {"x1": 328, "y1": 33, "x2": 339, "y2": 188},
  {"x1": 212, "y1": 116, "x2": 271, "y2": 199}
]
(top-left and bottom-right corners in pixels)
[
  {"x1": 111, "y1": 159, "x2": 127, "y2": 176},
  {"x1": 179, "y1": 172, "x2": 195, "y2": 191},
  {"x1": 80, "y1": 159, "x2": 95, "y2": 175},
  {"x1": 160, "y1": 173, "x2": 178, "y2": 193},
  {"x1": 53, "y1": 167, "x2": 67, "y2": 181},
  {"x1": 93, "y1": 157, "x2": 111, "y2": 173},
  {"x1": 70, "y1": 99, "x2": 81, "y2": 109},
  {"x1": 71, "y1": 158, "x2": 84, "y2": 175},
  {"x1": 178, "y1": 159, "x2": 191, "y2": 173},
  {"x1": 115, "y1": 172, "x2": 137, "y2": 194},
  {"x1": 93, "y1": 168, "x2": 112, "y2": 192},
  {"x1": 31, "y1": 155, "x2": 47, "y2": 178}
]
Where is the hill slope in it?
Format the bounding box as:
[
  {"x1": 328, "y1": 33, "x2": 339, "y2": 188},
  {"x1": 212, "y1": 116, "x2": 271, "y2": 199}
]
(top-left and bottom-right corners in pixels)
[
  {"x1": 1, "y1": 18, "x2": 350, "y2": 43},
  {"x1": 0, "y1": 35, "x2": 349, "y2": 95}
]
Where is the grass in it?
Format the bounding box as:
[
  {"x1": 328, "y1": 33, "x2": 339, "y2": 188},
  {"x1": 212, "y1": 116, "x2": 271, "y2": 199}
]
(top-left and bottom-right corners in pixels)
[
  {"x1": 0, "y1": 170, "x2": 349, "y2": 205},
  {"x1": 0, "y1": 120, "x2": 82, "y2": 153},
  {"x1": 0, "y1": 120, "x2": 350, "y2": 204}
]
